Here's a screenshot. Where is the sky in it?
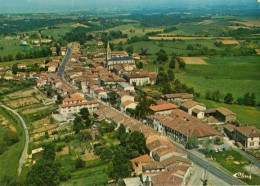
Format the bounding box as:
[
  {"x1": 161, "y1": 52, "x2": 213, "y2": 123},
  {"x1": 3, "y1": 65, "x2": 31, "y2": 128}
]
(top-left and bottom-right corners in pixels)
[{"x1": 0, "y1": 0, "x2": 258, "y2": 13}]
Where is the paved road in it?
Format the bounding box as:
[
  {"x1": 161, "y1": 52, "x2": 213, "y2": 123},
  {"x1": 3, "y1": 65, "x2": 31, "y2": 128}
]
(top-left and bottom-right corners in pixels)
[
  {"x1": 0, "y1": 104, "x2": 29, "y2": 176},
  {"x1": 57, "y1": 47, "x2": 72, "y2": 78},
  {"x1": 169, "y1": 138, "x2": 246, "y2": 185}
]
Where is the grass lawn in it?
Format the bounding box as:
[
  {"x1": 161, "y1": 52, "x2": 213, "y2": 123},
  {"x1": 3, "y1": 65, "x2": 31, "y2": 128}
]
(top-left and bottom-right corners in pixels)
[
  {"x1": 207, "y1": 150, "x2": 260, "y2": 185},
  {"x1": 61, "y1": 158, "x2": 110, "y2": 186},
  {"x1": 197, "y1": 98, "x2": 260, "y2": 128},
  {"x1": 0, "y1": 57, "x2": 49, "y2": 67},
  {"x1": 0, "y1": 38, "x2": 43, "y2": 58},
  {"x1": 41, "y1": 23, "x2": 74, "y2": 40},
  {"x1": 0, "y1": 107, "x2": 25, "y2": 183},
  {"x1": 175, "y1": 56, "x2": 260, "y2": 102}
]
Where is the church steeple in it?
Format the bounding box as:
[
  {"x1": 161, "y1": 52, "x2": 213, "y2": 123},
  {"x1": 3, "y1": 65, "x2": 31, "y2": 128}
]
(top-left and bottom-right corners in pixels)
[{"x1": 106, "y1": 40, "x2": 111, "y2": 61}]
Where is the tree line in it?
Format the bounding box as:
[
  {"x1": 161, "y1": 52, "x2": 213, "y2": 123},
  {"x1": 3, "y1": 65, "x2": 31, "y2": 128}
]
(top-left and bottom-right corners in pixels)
[
  {"x1": 205, "y1": 90, "x2": 257, "y2": 106},
  {"x1": 0, "y1": 48, "x2": 52, "y2": 63}
]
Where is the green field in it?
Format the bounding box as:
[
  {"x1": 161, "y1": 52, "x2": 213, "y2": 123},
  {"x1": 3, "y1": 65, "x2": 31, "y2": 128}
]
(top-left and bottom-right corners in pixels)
[
  {"x1": 41, "y1": 23, "x2": 74, "y2": 40},
  {"x1": 208, "y1": 150, "x2": 260, "y2": 185},
  {"x1": 175, "y1": 56, "x2": 260, "y2": 102},
  {"x1": 0, "y1": 107, "x2": 25, "y2": 183},
  {"x1": 0, "y1": 57, "x2": 49, "y2": 67},
  {"x1": 0, "y1": 38, "x2": 44, "y2": 58},
  {"x1": 61, "y1": 158, "x2": 110, "y2": 186}
]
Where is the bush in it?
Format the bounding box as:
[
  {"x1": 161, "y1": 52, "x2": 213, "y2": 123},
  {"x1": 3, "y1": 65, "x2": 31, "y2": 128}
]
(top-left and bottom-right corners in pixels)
[{"x1": 75, "y1": 158, "x2": 85, "y2": 169}]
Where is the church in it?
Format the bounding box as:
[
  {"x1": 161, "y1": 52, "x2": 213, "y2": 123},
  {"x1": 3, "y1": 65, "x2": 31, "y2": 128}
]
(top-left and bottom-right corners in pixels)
[{"x1": 106, "y1": 41, "x2": 135, "y2": 69}]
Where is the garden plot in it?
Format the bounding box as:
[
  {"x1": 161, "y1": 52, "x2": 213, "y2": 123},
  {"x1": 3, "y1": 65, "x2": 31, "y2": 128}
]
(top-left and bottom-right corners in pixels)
[
  {"x1": 181, "y1": 57, "x2": 208, "y2": 65},
  {"x1": 6, "y1": 97, "x2": 40, "y2": 108}
]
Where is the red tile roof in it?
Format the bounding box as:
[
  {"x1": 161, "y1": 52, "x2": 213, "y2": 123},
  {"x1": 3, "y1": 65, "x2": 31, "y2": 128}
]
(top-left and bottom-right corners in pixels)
[{"x1": 150, "y1": 103, "x2": 178, "y2": 112}]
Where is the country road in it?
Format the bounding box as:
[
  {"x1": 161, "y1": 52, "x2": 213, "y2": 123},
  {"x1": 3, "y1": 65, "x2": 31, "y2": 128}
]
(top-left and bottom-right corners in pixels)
[{"x1": 0, "y1": 104, "x2": 29, "y2": 176}]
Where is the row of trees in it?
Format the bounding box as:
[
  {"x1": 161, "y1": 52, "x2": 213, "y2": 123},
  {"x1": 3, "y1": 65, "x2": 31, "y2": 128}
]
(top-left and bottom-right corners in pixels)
[
  {"x1": 0, "y1": 48, "x2": 52, "y2": 63},
  {"x1": 205, "y1": 90, "x2": 256, "y2": 106}
]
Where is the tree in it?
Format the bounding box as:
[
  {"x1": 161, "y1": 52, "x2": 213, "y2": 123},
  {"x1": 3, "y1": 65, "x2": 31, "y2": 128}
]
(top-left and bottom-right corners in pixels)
[
  {"x1": 167, "y1": 69, "x2": 175, "y2": 81},
  {"x1": 250, "y1": 93, "x2": 256, "y2": 106},
  {"x1": 108, "y1": 147, "x2": 133, "y2": 180},
  {"x1": 117, "y1": 124, "x2": 126, "y2": 139},
  {"x1": 211, "y1": 90, "x2": 222, "y2": 102},
  {"x1": 12, "y1": 64, "x2": 19, "y2": 75},
  {"x1": 185, "y1": 137, "x2": 199, "y2": 149},
  {"x1": 16, "y1": 52, "x2": 24, "y2": 60},
  {"x1": 135, "y1": 96, "x2": 155, "y2": 118},
  {"x1": 224, "y1": 93, "x2": 233, "y2": 104},
  {"x1": 8, "y1": 54, "x2": 14, "y2": 61},
  {"x1": 79, "y1": 108, "x2": 90, "y2": 120},
  {"x1": 156, "y1": 71, "x2": 169, "y2": 85},
  {"x1": 73, "y1": 116, "x2": 85, "y2": 133},
  {"x1": 55, "y1": 43, "x2": 61, "y2": 56},
  {"x1": 107, "y1": 91, "x2": 118, "y2": 105},
  {"x1": 0, "y1": 56, "x2": 2, "y2": 62},
  {"x1": 136, "y1": 62, "x2": 143, "y2": 69},
  {"x1": 169, "y1": 58, "x2": 176, "y2": 69},
  {"x1": 243, "y1": 92, "x2": 251, "y2": 105},
  {"x1": 205, "y1": 90, "x2": 212, "y2": 100},
  {"x1": 26, "y1": 160, "x2": 60, "y2": 186},
  {"x1": 126, "y1": 45, "x2": 134, "y2": 55},
  {"x1": 75, "y1": 158, "x2": 85, "y2": 169},
  {"x1": 156, "y1": 49, "x2": 168, "y2": 63},
  {"x1": 43, "y1": 143, "x2": 56, "y2": 162}
]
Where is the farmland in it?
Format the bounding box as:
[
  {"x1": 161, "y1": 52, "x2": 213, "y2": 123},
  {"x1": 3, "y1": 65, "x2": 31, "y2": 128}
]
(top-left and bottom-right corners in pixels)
[{"x1": 175, "y1": 56, "x2": 260, "y2": 102}]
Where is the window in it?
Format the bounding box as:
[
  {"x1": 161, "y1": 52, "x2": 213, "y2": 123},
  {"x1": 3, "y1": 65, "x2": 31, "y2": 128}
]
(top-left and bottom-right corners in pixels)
[{"x1": 250, "y1": 142, "x2": 254, "y2": 146}]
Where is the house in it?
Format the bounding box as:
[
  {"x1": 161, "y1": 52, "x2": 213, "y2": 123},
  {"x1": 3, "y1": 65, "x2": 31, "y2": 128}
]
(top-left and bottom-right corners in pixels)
[
  {"x1": 223, "y1": 124, "x2": 236, "y2": 139},
  {"x1": 123, "y1": 70, "x2": 156, "y2": 86},
  {"x1": 48, "y1": 63, "x2": 58, "y2": 73},
  {"x1": 59, "y1": 100, "x2": 99, "y2": 118},
  {"x1": 117, "y1": 92, "x2": 135, "y2": 103},
  {"x1": 32, "y1": 40, "x2": 40, "y2": 45},
  {"x1": 61, "y1": 47, "x2": 67, "y2": 56},
  {"x1": 180, "y1": 100, "x2": 206, "y2": 116},
  {"x1": 131, "y1": 154, "x2": 152, "y2": 175},
  {"x1": 41, "y1": 39, "x2": 52, "y2": 44},
  {"x1": 224, "y1": 124, "x2": 260, "y2": 149},
  {"x1": 192, "y1": 108, "x2": 205, "y2": 119},
  {"x1": 146, "y1": 136, "x2": 186, "y2": 159},
  {"x1": 98, "y1": 72, "x2": 126, "y2": 86},
  {"x1": 117, "y1": 82, "x2": 135, "y2": 92},
  {"x1": 150, "y1": 103, "x2": 178, "y2": 115},
  {"x1": 16, "y1": 72, "x2": 27, "y2": 79},
  {"x1": 215, "y1": 107, "x2": 236, "y2": 123},
  {"x1": 162, "y1": 93, "x2": 194, "y2": 104},
  {"x1": 121, "y1": 100, "x2": 138, "y2": 112},
  {"x1": 151, "y1": 164, "x2": 191, "y2": 186},
  {"x1": 152, "y1": 109, "x2": 221, "y2": 141},
  {"x1": 97, "y1": 40, "x2": 104, "y2": 46},
  {"x1": 17, "y1": 63, "x2": 27, "y2": 69},
  {"x1": 50, "y1": 47, "x2": 57, "y2": 55},
  {"x1": 142, "y1": 161, "x2": 165, "y2": 173}
]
